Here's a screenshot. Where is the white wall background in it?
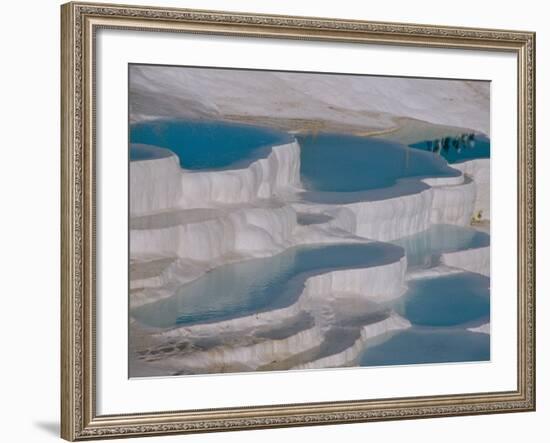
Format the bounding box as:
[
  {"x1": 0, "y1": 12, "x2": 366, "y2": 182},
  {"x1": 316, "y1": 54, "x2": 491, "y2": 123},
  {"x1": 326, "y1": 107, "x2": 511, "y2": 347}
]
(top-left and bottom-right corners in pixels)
[{"x1": 0, "y1": 0, "x2": 546, "y2": 442}]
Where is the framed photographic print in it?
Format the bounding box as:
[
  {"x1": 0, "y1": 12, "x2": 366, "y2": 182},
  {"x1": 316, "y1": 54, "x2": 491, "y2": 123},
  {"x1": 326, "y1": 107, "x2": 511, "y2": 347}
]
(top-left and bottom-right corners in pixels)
[{"x1": 60, "y1": 1, "x2": 536, "y2": 440}]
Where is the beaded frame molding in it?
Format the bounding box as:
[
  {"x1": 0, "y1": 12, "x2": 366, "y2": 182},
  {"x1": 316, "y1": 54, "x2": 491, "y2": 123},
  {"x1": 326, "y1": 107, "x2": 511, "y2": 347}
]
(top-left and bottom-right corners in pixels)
[{"x1": 61, "y1": 2, "x2": 536, "y2": 440}]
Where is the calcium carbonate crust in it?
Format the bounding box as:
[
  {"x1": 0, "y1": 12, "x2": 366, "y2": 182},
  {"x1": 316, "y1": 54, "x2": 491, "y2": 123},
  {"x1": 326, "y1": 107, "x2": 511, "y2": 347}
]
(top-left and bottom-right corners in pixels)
[{"x1": 129, "y1": 132, "x2": 490, "y2": 374}]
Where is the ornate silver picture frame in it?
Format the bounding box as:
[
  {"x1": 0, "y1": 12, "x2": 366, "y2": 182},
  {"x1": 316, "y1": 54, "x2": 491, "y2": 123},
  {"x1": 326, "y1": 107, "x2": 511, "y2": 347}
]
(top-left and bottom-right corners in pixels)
[{"x1": 61, "y1": 2, "x2": 535, "y2": 440}]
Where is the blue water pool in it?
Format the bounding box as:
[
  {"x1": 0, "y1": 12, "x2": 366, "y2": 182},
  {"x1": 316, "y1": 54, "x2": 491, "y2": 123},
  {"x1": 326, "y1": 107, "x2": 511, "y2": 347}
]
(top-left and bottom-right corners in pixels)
[
  {"x1": 298, "y1": 133, "x2": 460, "y2": 203},
  {"x1": 131, "y1": 242, "x2": 403, "y2": 328},
  {"x1": 391, "y1": 224, "x2": 490, "y2": 269},
  {"x1": 298, "y1": 133, "x2": 461, "y2": 192},
  {"x1": 130, "y1": 119, "x2": 293, "y2": 170},
  {"x1": 356, "y1": 232, "x2": 491, "y2": 368},
  {"x1": 409, "y1": 134, "x2": 490, "y2": 163},
  {"x1": 359, "y1": 328, "x2": 490, "y2": 366},
  {"x1": 394, "y1": 272, "x2": 490, "y2": 327}
]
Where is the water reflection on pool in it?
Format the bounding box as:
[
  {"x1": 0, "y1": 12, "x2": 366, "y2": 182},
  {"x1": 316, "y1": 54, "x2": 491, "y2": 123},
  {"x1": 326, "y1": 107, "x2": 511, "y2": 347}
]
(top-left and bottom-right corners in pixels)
[{"x1": 409, "y1": 134, "x2": 490, "y2": 164}]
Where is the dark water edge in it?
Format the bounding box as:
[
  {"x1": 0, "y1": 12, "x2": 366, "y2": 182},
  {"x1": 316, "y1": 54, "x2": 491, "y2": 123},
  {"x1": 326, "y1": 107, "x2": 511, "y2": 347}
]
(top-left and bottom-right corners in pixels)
[{"x1": 409, "y1": 134, "x2": 490, "y2": 164}]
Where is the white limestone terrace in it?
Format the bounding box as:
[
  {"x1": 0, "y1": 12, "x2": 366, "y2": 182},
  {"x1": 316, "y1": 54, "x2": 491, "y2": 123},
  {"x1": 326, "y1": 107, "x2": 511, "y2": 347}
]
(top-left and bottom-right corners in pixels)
[
  {"x1": 442, "y1": 246, "x2": 490, "y2": 277},
  {"x1": 130, "y1": 120, "x2": 301, "y2": 216},
  {"x1": 130, "y1": 130, "x2": 484, "y2": 248},
  {"x1": 129, "y1": 135, "x2": 490, "y2": 376},
  {"x1": 130, "y1": 144, "x2": 183, "y2": 215},
  {"x1": 468, "y1": 323, "x2": 491, "y2": 335},
  {"x1": 452, "y1": 159, "x2": 490, "y2": 220},
  {"x1": 289, "y1": 175, "x2": 477, "y2": 242},
  {"x1": 131, "y1": 253, "x2": 410, "y2": 376},
  {"x1": 128, "y1": 139, "x2": 483, "y2": 309},
  {"x1": 129, "y1": 135, "x2": 417, "y2": 375},
  {"x1": 289, "y1": 166, "x2": 479, "y2": 243}
]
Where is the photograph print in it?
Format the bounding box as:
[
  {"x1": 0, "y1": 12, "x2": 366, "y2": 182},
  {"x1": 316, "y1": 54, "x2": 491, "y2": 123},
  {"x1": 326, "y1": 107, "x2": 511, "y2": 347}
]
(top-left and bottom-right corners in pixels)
[{"x1": 128, "y1": 65, "x2": 490, "y2": 378}]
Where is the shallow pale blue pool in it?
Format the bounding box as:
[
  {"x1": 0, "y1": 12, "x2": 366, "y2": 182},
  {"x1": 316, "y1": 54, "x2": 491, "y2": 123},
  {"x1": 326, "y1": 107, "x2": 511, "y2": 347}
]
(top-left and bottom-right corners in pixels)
[
  {"x1": 131, "y1": 242, "x2": 404, "y2": 328},
  {"x1": 391, "y1": 224, "x2": 490, "y2": 269},
  {"x1": 357, "y1": 272, "x2": 490, "y2": 367},
  {"x1": 130, "y1": 119, "x2": 293, "y2": 170},
  {"x1": 409, "y1": 134, "x2": 490, "y2": 163},
  {"x1": 359, "y1": 328, "x2": 490, "y2": 366},
  {"x1": 297, "y1": 133, "x2": 460, "y2": 203},
  {"x1": 394, "y1": 272, "x2": 490, "y2": 327}
]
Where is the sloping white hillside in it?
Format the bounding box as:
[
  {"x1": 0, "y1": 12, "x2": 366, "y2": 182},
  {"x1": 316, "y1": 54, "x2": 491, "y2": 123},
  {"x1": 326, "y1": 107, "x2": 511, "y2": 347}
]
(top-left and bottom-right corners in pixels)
[{"x1": 130, "y1": 65, "x2": 490, "y2": 135}]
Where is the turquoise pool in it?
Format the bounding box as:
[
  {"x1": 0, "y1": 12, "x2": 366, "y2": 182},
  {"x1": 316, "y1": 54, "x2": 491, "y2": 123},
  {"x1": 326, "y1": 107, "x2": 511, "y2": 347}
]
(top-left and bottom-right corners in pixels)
[
  {"x1": 359, "y1": 328, "x2": 490, "y2": 366},
  {"x1": 298, "y1": 133, "x2": 460, "y2": 203},
  {"x1": 130, "y1": 119, "x2": 293, "y2": 170},
  {"x1": 131, "y1": 242, "x2": 404, "y2": 328},
  {"x1": 394, "y1": 272, "x2": 490, "y2": 327},
  {"x1": 357, "y1": 271, "x2": 490, "y2": 367}
]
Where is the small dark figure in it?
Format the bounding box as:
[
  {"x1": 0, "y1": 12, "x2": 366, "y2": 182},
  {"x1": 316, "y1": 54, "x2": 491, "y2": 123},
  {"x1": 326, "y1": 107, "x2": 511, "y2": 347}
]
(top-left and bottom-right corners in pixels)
[{"x1": 442, "y1": 137, "x2": 450, "y2": 152}]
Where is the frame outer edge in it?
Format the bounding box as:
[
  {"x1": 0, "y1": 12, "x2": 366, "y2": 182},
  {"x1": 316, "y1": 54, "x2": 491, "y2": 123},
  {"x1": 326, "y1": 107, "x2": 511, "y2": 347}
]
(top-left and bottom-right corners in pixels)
[
  {"x1": 517, "y1": 31, "x2": 535, "y2": 410},
  {"x1": 532, "y1": 31, "x2": 536, "y2": 411},
  {"x1": 61, "y1": 2, "x2": 77, "y2": 441},
  {"x1": 60, "y1": 1, "x2": 536, "y2": 439},
  {"x1": 527, "y1": 31, "x2": 536, "y2": 410}
]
